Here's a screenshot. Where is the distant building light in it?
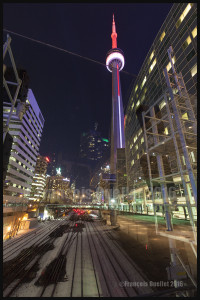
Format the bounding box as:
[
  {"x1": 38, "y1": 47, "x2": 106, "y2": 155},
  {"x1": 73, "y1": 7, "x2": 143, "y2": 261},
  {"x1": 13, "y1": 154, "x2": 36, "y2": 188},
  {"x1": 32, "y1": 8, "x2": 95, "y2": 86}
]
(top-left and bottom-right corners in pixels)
[
  {"x1": 63, "y1": 178, "x2": 70, "y2": 181},
  {"x1": 102, "y1": 138, "x2": 109, "y2": 142},
  {"x1": 56, "y1": 168, "x2": 61, "y2": 175}
]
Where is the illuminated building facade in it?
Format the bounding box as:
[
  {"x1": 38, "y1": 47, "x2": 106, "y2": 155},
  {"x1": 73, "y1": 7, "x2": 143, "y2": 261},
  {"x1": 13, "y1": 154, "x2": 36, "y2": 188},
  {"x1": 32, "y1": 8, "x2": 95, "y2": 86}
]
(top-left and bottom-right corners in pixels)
[
  {"x1": 29, "y1": 155, "x2": 49, "y2": 202},
  {"x1": 45, "y1": 174, "x2": 72, "y2": 204},
  {"x1": 125, "y1": 3, "x2": 197, "y2": 219},
  {"x1": 80, "y1": 125, "x2": 109, "y2": 163},
  {"x1": 3, "y1": 89, "x2": 45, "y2": 204},
  {"x1": 106, "y1": 15, "x2": 125, "y2": 175}
]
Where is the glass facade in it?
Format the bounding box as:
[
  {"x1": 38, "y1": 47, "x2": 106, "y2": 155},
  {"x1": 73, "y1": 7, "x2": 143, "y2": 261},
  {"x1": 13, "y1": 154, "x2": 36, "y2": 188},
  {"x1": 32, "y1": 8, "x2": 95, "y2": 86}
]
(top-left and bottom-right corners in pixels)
[{"x1": 125, "y1": 3, "x2": 197, "y2": 217}]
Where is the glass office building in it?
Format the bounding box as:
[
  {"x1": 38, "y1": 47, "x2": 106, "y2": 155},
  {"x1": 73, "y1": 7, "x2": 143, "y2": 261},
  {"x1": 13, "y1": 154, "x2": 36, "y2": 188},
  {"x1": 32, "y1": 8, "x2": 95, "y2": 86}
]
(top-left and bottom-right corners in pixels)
[{"x1": 125, "y1": 3, "x2": 197, "y2": 219}]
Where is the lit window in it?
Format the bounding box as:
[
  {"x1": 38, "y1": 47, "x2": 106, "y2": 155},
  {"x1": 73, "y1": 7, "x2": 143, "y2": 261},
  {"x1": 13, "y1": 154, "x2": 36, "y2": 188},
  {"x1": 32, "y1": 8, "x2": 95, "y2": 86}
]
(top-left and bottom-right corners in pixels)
[
  {"x1": 159, "y1": 100, "x2": 166, "y2": 110},
  {"x1": 182, "y1": 156, "x2": 186, "y2": 165},
  {"x1": 135, "y1": 85, "x2": 138, "y2": 92},
  {"x1": 138, "y1": 129, "x2": 142, "y2": 136},
  {"x1": 10, "y1": 157, "x2": 16, "y2": 162},
  {"x1": 136, "y1": 100, "x2": 140, "y2": 108},
  {"x1": 137, "y1": 154, "x2": 139, "y2": 159},
  {"x1": 149, "y1": 58, "x2": 156, "y2": 74},
  {"x1": 149, "y1": 51, "x2": 154, "y2": 62},
  {"x1": 135, "y1": 144, "x2": 138, "y2": 150},
  {"x1": 160, "y1": 31, "x2": 165, "y2": 42},
  {"x1": 192, "y1": 26, "x2": 197, "y2": 38},
  {"x1": 182, "y1": 112, "x2": 188, "y2": 120},
  {"x1": 176, "y1": 3, "x2": 192, "y2": 28},
  {"x1": 134, "y1": 135, "x2": 138, "y2": 143},
  {"x1": 131, "y1": 101, "x2": 135, "y2": 110},
  {"x1": 166, "y1": 57, "x2": 176, "y2": 72},
  {"x1": 164, "y1": 127, "x2": 169, "y2": 135},
  {"x1": 141, "y1": 137, "x2": 144, "y2": 144},
  {"x1": 141, "y1": 76, "x2": 147, "y2": 89},
  {"x1": 130, "y1": 143, "x2": 133, "y2": 149},
  {"x1": 182, "y1": 36, "x2": 191, "y2": 49},
  {"x1": 191, "y1": 64, "x2": 197, "y2": 77},
  {"x1": 190, "y1": 151, "x2": 196, "y2": 162},
  {"x1": 131, "y1": 160, "x2": 134, "y2": 166}
]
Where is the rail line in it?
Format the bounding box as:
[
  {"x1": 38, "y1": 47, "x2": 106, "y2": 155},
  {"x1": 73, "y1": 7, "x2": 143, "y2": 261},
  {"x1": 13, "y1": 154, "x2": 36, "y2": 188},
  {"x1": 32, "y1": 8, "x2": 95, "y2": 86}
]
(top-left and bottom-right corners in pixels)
[
  {"x1": 3, "y1": 218, "x2": 69, "y2": 261},
  {"x1": 39, "y1": 220, "x2": 82, "y2": 297},
  {"x1": 89, "y1": 221, "x2": 136, "y2": 296},
  {"x1": 3, "y1": 219, "x2": 72, "y2": 297},
  {"x1": 4, "y1": 218, "x2": 154, "y2": 297},
  {"x1": 3, "y1": 217, "x2": 67, "y2": 250},
  {"x1": 90, "y1": 220, "x2": 153, "y2": 296}
]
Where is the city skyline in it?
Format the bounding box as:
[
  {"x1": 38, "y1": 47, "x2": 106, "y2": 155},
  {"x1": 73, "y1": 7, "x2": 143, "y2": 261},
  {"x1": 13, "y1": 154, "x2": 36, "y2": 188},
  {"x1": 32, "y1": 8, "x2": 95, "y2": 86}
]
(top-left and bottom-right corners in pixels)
[{"x1": 3, "y1": 3, "x2": 172, "y2": 159}]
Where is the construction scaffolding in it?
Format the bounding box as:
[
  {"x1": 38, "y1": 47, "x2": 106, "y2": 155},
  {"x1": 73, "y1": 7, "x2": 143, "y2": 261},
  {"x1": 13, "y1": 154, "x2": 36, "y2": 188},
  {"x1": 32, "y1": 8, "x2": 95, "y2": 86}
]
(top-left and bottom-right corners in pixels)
[
  {"x1": 3, "y1": 35, "x2": 22, "y2": 144},
  {"x1": 142, "y1": 46, "x2": 197, "y2": 236}
]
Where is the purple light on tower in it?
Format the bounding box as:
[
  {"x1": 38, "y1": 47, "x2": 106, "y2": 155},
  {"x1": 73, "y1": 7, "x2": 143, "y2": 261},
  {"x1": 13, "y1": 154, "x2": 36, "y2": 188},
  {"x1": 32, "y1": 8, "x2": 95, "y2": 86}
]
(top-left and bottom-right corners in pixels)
[{"x1": 106, "y1": 14, "x2": 125, "y2": 174}]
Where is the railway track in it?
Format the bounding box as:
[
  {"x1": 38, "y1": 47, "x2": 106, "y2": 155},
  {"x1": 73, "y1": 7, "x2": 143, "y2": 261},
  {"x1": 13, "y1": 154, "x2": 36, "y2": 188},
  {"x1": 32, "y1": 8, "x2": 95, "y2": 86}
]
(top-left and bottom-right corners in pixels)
[
  {"x1": 3, "y1": 218, "x2": 69, "y2": 261},
  {"x1": 3, "y1": 219, "x2": 72, "y2": 297},
  {"x1": 3, "y1": 218, "x2": 154, "y2": 297},
  {"x1": 90, "y1": 220, "x2": 153, "y2": 296},
  {"x1": 38, "y1": 220, "x2": 79, "y2": 297}
]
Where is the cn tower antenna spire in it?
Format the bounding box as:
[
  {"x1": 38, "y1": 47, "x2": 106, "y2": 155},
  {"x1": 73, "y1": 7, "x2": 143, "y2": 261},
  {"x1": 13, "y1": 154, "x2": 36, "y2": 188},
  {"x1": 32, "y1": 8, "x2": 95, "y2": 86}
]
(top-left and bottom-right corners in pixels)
[{"x1": 111, "y1": 14, "x2": 117, "y2": 49}]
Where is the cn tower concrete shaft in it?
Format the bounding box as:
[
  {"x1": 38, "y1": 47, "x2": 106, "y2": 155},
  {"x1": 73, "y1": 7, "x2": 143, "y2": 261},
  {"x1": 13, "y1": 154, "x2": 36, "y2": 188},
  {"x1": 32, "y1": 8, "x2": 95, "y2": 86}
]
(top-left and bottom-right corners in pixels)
[
  {"x1": 110, "y1": 61, "x2": 125, "y2": 173},
  {"x1": 106, "y1": 15, "x2": 125, "y2": 174}
]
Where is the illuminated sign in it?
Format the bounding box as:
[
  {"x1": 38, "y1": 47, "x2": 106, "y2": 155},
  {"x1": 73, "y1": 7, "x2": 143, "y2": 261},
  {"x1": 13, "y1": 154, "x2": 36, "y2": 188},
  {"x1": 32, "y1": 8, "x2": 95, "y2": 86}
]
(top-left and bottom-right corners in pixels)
[
  {"x1": 45, "y1": 157, "x2": 50, "y2": 162},
  {"x1": 102, "y1": 138, "x2": 109, "y2": 142}
]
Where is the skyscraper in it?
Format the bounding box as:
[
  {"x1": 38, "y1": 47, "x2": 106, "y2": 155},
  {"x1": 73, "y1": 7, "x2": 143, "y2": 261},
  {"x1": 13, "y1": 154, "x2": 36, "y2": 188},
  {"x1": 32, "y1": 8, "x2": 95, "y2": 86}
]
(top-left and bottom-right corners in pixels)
[
  {"x1": 29, "y1": 155, "x2": 49, "y2": 202},
  {"x1": 80, "y1": 124, "x2": 109, "y2": 164},
  {"x1": 3, "y1": 89, "x2": 45, "y2": 204},
  {"x1": 106, "y1": 15, "x2": 125, "y2": 175},
  {"x1": 125, "y1": 3, "x2": 197, "y2": 220}
]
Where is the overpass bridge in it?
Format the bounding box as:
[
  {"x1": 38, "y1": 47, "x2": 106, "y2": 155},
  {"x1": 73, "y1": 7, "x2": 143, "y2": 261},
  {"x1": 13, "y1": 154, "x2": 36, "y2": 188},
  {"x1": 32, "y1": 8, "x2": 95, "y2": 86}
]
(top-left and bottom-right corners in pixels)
[{"x1": 45, "y1": 204, "x2": 106, "y2": 210}]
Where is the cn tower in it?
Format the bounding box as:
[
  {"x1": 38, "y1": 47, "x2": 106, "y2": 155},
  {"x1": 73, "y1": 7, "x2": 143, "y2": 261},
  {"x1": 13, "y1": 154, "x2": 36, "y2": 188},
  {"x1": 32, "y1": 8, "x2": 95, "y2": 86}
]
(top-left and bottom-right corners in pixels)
[{"x1": 106, "y1": 14, "x2": 125, "y2": 174}]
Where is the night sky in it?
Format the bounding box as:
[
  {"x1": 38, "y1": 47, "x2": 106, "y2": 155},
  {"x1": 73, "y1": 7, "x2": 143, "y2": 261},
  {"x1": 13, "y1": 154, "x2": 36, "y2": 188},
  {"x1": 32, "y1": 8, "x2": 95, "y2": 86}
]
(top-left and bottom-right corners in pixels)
[{"x1": 3, "y1": 3, "x2": 173, "y2": 160}]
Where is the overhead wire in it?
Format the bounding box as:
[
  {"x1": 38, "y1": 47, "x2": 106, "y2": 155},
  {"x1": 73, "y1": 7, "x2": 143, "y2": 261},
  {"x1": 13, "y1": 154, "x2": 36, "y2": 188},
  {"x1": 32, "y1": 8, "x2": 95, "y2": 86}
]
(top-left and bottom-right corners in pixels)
[{"x1": 3, "y1": 28, "x2": 138, "y2": 79}]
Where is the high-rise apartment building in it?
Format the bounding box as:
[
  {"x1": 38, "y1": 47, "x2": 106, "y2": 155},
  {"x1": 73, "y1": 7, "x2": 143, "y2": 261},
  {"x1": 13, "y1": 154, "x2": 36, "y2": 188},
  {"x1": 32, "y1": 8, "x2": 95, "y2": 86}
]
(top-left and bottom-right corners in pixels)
[
  {"x1": 29, "y1": 155, "x2": 49, "y2": 202},
  {"x1": 3, "y1": 89, "x2": 45, "y2": 204},
  {"x1": 125, "y1": 3, "x2": 197, "y2": 219}
]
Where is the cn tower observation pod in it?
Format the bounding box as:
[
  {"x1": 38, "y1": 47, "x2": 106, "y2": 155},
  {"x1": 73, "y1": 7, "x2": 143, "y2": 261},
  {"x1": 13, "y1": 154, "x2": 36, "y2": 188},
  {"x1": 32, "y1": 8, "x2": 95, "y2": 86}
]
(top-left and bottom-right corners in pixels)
[{"x1": 106, "y1": 48, "x2": 125, "y2": 72}]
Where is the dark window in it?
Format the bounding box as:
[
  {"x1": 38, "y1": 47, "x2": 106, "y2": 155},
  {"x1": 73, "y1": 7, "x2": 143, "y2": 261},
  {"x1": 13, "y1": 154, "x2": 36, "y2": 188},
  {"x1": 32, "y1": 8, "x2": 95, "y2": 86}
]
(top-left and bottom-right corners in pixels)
[
  {"x1": 186, "y1": 49, "x2": 196, "y2": 62},
  {"x1": 159, "y1": 37, "x2": 170, "y2": 56},
  {"x1": 187, "y1": 11, "x2": 197, "y2": 28},
  {"x1": 160, "y1": 53, "x2": 169, "y2": 66},
  {"x1": 173, "y1": 6, "x2": 180, "y2": 19},
  {"x1": 179, "y1": 24, "x2": 188, "y2": 38}
]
